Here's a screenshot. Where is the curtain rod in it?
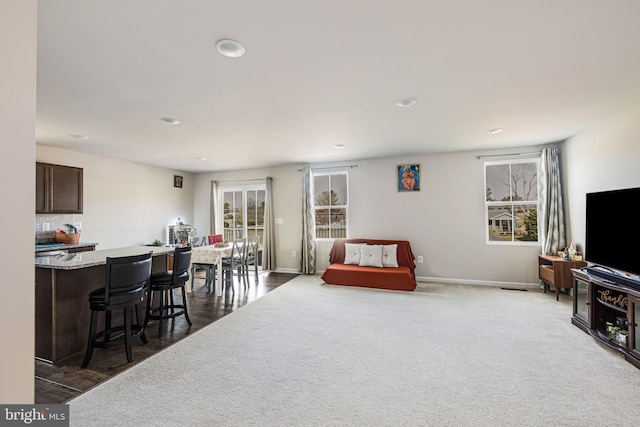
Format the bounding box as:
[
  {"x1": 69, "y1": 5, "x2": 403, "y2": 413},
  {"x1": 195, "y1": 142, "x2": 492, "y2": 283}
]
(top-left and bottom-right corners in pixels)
[
  {"x1": 297, "y1": 164, "x2": 359, "y2": 171},
  {"x1": 215, "y1": 178, "x2": 266, "y2": 183},
  {"x1": 474, "y1": 150, "x2": 549, "y2": 160}
]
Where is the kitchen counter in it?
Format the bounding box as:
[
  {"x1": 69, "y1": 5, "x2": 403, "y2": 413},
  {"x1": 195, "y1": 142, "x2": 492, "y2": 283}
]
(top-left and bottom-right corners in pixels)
[
  {"x1": 35, "y1": 245, "x2": 173, "y2": 270},
  {"x1": 35, "y1": 245, "x2": 175, "y2": 363},
  {"x1": 35, "y1": 242, "x2": 98, "y2": 253}
]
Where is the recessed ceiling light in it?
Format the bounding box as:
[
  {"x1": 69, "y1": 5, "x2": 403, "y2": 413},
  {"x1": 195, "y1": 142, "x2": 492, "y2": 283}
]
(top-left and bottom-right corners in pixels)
[
  {"x1": 215, "y1": 39, "x2": 245, "y2": 58},
  {"x1": 486, "y1": 128, "x2": 503, "y2": 134},
  {"x1": 196, "y1": 156, "x2": 207, "y2": 161},
  {"x1": 396, "y1": 98, "x2": 417, "y2": 108},
  {"x1": 69, "y1": 134, "x2": 89, "y2": 140},
  {"x1": 333, "y1": 144, "x2": 346, "y2": 149},
  {"x1": 161, "y1": 117, "x2": 181, "y2": 125}
]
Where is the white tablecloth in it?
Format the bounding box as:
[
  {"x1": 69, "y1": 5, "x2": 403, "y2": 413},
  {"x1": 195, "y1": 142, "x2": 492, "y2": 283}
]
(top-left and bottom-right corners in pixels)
[{"x1": 190, "y1": 245, "x2": 233, "y2": 293}]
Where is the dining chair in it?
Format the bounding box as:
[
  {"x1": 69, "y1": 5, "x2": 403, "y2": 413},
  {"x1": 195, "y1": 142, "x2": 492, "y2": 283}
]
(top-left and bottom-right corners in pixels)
[
  {"x1": 190, "y1": 236, "x2": 215, "y2": 291},
  {"x1": 244, "y1": 235, "x2": 260, "y2": 284},
  {"x1": 221, "y1": 238, "x2": 247, "y2": 292},
  {"x1": 190, "y1": 236, "x2": 208, "y2": 247},
  {"x1": 208, "y1": 234, "x2": 224, "y2": 245}
]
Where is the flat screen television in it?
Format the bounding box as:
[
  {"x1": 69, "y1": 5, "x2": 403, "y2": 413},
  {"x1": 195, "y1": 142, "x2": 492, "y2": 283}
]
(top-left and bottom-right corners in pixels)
[{"x1": 585, "y1": 187, "x2": 640, "y2": 288}]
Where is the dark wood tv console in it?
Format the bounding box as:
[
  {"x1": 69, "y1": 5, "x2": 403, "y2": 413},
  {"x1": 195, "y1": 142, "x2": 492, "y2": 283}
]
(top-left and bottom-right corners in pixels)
[{"x1": 571, "y1": 268, "x2": 640, "y2": 369}]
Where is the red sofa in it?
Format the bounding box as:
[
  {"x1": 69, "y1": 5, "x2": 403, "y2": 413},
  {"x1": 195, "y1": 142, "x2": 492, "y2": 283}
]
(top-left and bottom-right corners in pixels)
[{"x1": 321, "y1": 238, "x2": 417, "y2": 291}]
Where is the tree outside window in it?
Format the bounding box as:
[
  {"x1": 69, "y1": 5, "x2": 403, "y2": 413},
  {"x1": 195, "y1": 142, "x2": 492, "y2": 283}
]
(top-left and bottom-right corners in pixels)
[
  {"x1": 314, "y1": 172, "x2": 348, "y2": 239},
  {"x1": 485, "y1": 159, "x2": 539, "y2": 244},
  {"x1": 221, "y1": 187, "x2": 265, "y2": 242}
]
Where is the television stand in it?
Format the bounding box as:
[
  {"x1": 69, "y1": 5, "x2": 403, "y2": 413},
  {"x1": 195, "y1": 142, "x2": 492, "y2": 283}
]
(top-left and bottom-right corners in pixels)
[
  {"x1": 572, "y1": 268, "x2": 640, "y2": 369},
  {"x1": 585, "y1": 266, "x2": 640, "y2": 291}
]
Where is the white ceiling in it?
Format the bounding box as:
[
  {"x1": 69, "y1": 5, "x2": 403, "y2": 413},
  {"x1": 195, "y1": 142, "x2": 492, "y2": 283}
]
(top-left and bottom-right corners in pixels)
[{"x1": 36, "y1": 0, "x2": 640, "y2": 173}]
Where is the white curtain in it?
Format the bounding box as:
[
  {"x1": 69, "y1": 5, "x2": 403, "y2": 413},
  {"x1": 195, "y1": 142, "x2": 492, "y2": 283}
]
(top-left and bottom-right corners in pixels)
[
  {"x1": 301, "y1": 166, "x2": 316, "y2": 274},
  {"x1": 209, "y1": 180, "x2": 218, "y2": 235},
  {"x1": 539, "y1": 148, "x2": 567, "y2": 255},
  {"x1": 262, "y1": 177, "x2": 276, "y2": 271}
]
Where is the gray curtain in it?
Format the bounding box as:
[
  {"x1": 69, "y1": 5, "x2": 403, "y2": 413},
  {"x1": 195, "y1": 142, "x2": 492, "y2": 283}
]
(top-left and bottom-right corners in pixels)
[
  {"x1": 262, "y1": 177, "x2": 276, "y2": 271},
  {"x1": 301, "y1": 166, "x2": 316, "y2": 274},
  {"x1": 539, "y1": 148, "x2": 567, "y2": 255},
  {"x1": 209, "y1": 180, "x2": 218, "y2": 235}
]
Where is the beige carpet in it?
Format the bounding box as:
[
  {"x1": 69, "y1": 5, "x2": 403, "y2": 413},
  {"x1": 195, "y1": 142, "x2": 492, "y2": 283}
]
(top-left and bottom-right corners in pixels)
[{"x1": 68, "y1": 275, "x2": 640, "y2": 426}]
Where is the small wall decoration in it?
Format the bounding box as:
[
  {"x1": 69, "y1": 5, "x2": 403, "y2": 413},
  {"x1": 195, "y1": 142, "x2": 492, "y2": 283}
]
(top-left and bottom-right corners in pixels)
[
  {"x1": 397, "y1": 164, "x2": 420, "y2": 192},
  {"x1": 174, "y1": 175, "x2": 183, "y2": 188}
]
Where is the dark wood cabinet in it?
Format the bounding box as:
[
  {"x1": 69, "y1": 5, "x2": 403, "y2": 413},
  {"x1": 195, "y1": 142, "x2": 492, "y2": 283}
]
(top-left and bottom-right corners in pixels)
[
  {"x1": 35, "y1": 162, "x2": 48, "y2": 212},
  {"x1": 36, "y1": 162, "x2": 83, "y2": 214},
  {"x1": 572, "y1": 268, "x2": 640, "y2": 369},
  {"x1": 35, "y1": 252, "x2": 169, "y2": 363}
]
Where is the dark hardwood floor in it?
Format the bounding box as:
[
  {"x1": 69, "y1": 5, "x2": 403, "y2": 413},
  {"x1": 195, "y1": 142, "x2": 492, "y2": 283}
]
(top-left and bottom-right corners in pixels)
[{"x1": 35, "y1": 271, "x2": 298, "y2": 404}]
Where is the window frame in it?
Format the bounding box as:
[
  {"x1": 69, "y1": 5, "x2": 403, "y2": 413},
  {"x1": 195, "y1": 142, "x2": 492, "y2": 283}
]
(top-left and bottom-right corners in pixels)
[
  {"x1": 313, "y1": 170, "x2": 349, "y2": 240},
  {"x1": 484, "y1": 158, "x2": 540, "y2": 246},
  {"x1": 216, "y1": 182, "x2": 266, "y2": 243}
]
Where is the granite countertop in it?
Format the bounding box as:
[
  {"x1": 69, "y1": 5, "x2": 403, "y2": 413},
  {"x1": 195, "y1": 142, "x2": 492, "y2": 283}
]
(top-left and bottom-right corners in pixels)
[
  {"x1": 35, "y1": 245, "x2": 174, "y2": 270},
  {"x1": 34, "y1": 242, "x2": 99, "y2": 253}
]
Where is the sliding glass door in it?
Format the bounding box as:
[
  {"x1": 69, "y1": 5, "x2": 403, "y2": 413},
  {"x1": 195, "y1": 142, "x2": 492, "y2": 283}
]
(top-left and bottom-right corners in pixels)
[{"x1": 219, "y1": 185, "x2": 265, "y2": 243}]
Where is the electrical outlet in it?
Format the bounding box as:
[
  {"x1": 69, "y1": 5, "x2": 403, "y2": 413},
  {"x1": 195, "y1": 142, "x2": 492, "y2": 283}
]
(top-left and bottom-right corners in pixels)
[
  {"x1": 292, "y1": 250, "x2": 296, "y2": 257},
  {"x1": 42, "y1": 222, "x2": 50, "y2": 231},
  {"x1": 417, "y1": 256, "x2": 424, "y2": 264},
  {"x1": 74, "y1": 222, "x2": 82, "y2": 230}
]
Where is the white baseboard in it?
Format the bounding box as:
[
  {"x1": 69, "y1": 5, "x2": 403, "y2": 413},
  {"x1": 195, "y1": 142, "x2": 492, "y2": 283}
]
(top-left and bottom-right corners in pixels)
[
  {"x1": 273, "y1": 267, "x2": 302, "y2": 274},
  {"x1": 416, "y1": 275, "x2": 539, "y2": 290}
]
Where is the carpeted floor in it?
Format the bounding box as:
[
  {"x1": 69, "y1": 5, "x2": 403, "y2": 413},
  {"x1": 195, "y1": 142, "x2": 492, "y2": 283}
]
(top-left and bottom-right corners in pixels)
[{"x1": 68, "y1": 276, "x2": 640, "y2": 426}]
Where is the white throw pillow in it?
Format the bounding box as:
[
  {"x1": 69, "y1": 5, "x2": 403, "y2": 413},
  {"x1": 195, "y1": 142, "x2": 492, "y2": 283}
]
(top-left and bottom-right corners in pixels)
[
  {"x1": 382, "y1": 244, "x2": 399, "y2": 267},
  {"x1": 359, "y1": 244, "x2": 383, "y2": 268},
  {"x1": 344, "y1": 243, "x2": 362, "y2": 265}
]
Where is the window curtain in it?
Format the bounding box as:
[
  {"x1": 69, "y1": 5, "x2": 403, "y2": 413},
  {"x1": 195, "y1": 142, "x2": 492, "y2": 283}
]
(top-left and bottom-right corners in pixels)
[
  {"x1": 262, "y1": 177, "x2": 276, "y2": 271},
  {"x1": 539, "y1": 148, "x2": 567, "y2": 255},
  {"x1": 301, "y1": 166, "x2": 316, "y2": 274},
  {"x1": 209, "y1": 180, "x2": 218, "y2": 235}
]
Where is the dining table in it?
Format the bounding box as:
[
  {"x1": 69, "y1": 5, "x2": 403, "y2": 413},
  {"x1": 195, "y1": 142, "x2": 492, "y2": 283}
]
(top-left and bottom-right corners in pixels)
[{"x1": 189, "y1": 244, "x2": 235, "y2": 294}]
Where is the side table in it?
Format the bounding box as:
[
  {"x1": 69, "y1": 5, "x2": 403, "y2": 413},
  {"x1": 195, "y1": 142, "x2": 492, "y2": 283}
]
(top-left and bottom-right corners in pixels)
[{"x1": 538, "y1": 255, "x2": 587, "y2": 301}]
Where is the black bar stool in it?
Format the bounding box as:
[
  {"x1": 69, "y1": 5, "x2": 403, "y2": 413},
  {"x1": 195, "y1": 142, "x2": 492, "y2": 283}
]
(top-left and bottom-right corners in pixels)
[
  {"x1": 144, "y1": 245, "x2": 193, "y2": 336},
  {"x1": 81, "y1": 252, "x2": 152, "y2": 368}
]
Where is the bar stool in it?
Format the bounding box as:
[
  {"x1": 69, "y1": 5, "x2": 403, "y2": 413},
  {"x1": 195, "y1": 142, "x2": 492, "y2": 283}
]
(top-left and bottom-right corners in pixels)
[
  {"x1": 144, "y1": 245, "x2": 192, "y2": 337},
  {"x1": 81, "y1": 252, "x2": 152, "y2": 368}
]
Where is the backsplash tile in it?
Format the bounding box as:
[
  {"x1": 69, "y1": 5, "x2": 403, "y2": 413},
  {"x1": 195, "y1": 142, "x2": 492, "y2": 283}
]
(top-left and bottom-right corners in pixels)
[{"x1": 35, "y1": 214, "x2": 82, "y2": 243}]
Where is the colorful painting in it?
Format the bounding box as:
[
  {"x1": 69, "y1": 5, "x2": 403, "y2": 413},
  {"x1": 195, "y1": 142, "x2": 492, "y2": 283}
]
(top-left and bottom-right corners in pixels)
[{"x1": 397, "y1": 164, "x2": 420, "y2": 192}]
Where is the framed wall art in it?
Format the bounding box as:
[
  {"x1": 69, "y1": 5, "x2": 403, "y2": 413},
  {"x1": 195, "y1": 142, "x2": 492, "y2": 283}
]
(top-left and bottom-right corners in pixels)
[
  {"x1": 174, "y1": 175, "x2": 183, "y2": 188},
  {"x1": 397, "y1": 164, "x2": 420, "y2": 192}
]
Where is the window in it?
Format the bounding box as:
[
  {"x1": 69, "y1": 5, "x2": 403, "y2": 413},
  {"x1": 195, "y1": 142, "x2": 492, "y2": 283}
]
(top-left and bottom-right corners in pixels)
[
  {"x1": 485, "y1": 159, "x2": 539, "y2": 244},
  {"x1": 314, "y1": 171, "x2": 348, "y2": 239},
  {"x1": 219, "y1": 184, "x2": 265, "y2": 243}
]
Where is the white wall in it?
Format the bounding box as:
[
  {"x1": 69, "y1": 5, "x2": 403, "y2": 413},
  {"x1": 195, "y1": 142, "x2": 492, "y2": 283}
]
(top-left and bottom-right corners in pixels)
[
  {"x1": 0, "y1": 0, "x2": 37, "y2": 404},
  {"x1": 194, "y1": 146, "x2": 553, "y2": 287},
  {"x1": 564, "y1": 103, "x2": 640, "y2": 250},
  {"x1": 37, "y1": 146, "x2": 195, "y2": 249}
]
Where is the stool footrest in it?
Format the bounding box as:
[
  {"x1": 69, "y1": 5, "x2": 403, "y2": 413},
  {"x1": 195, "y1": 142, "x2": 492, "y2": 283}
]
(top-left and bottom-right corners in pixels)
[
  {"x1": 146, "y1": 305, "x2": 187, "y2": 320},
  {"x1": 90, "y1": 325, "x2": 145, "y2": 349}
]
